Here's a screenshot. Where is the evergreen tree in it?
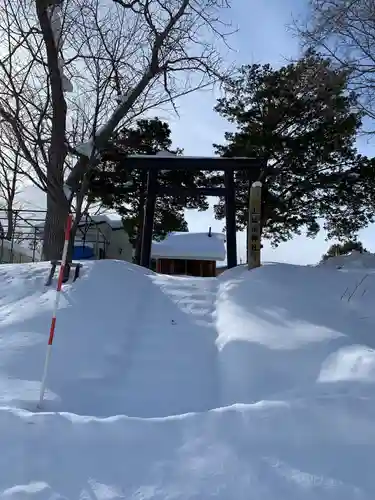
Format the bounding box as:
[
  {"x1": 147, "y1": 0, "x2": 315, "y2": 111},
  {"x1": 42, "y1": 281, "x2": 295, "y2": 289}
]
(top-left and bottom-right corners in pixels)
[
  {"x1": 321, "y1": 240, "x2": 368, "y2": 262},
  {"x1": 88, "y1": 118, "x2": 209, "y2": 261},
  {"x1": 213, "y1": 52, "x2": 374, "y2": 245}
]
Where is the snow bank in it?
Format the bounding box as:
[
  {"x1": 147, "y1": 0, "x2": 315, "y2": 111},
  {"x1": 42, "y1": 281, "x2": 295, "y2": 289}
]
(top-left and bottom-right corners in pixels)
[
  {"x1": 2, "y1": 398, "x2": 374, "y2": 499},
  {"x1": 0, "y1": 261, "x2": 152, "y2": 415},
  {"x1": 0, "y1": 259, "x2": 375, "y2": 498},
  {"x1": 216, "y1": 263, "x2": 375, "y2": 406},
  {"x1": 319, "y1": 250, "x2": 375, "y2": 270}
]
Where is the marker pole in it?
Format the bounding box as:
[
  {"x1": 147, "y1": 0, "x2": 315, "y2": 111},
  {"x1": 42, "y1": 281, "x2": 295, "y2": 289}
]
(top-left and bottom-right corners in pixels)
[{"x1": 38, "y1": 214, "x2": 73, "y2": 407}]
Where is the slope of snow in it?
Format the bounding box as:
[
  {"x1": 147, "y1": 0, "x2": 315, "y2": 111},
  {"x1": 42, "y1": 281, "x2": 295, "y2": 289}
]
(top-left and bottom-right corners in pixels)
[
  {"x1": 216, "y1": 263, "x2": 375, "y2": 405},
  {"x1": 319, "y1": 250, "x2": 375, "y2": 269},
  {"x1": 0, "y1": 259, "x2": 375, "y2": 498}
]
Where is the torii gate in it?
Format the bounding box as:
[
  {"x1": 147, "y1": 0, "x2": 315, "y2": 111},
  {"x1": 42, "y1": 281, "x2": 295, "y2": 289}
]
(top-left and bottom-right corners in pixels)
[{"x1": 118, "y1": 154, "x2": 261, "y2": 270}]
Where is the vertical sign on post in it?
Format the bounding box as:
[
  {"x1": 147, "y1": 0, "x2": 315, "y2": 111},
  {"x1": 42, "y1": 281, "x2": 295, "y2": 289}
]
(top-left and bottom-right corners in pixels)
[{"x1": 248, "y1": 181, "x2": 262, "y2": 270}]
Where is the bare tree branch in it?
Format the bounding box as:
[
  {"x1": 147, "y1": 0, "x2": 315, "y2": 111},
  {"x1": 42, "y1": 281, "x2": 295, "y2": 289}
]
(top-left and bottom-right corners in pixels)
[
  {"x1": 296, "y1": 0, "x2": 375, "y2": 130},
  {"x1": 0, "y1": 0, "x2": 233, "y2": 259}
]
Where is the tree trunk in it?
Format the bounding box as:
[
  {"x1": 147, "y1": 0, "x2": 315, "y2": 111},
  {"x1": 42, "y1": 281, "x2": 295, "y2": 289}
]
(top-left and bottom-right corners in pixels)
[
  {"x1": 42, "y1": 127, "x2": 69, "y2": 261},
  {"x1": 64, "y1": 175, "x2": 89, "y2": 263},
  {"x1": 5, "y1": 207, "x2": 14, "y2": 240},
  {"x1": 43, "y1": 180, "x2": 70, "y2": 261},
  {"x1": 36, "y1": 0, "x2": 68, "y2": 261}
]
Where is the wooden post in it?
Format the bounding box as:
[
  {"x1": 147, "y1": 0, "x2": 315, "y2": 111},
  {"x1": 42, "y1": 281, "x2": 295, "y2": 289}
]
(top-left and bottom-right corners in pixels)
[
  {"x1": 224, "y1": 167, "x2": 237, "y2": 269},
  {"x1": 248, "y1": 181, "x2": 262, "y2": 270},
  {"x1": 134, "y1": 169, "x2": 148, "y2": 265},
  {"x1": 140, "y1": 168, "x2": 158, "y2": 268}
]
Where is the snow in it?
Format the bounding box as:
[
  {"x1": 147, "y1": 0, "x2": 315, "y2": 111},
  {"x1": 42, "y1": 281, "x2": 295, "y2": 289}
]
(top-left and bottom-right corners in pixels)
[
  {"x1": 318, "y1": 345, "x2": 375, "y2": 383},
  {"x1": 47, "y1": 5, "x2": 73, "y2": 93},
  {"x1": 75, "y1": 139, "x2": 94, "y2": 158},
  {"x1": 1, "y1": 257, "x2": 375, "y2": 498},
  {"x1": 319, "y1": 250, "x2": 375, "y2": 269},
  {"x1": 63, "y1": 183, "x2": 72, "y2": 201},
  {"x1": 120, "y1": 92, "x2": 131, "y2": 103},
  {"x1": 78, "y1": 213, "x2": 123, "y2": 230},
  {"x1": 0, "y1": 238, "x2": 40, "y2": 259},
  {"x1": 95, "y1": 124, "x2": 107, "y2": 137},
  {"x1": 156, "y1": 150, "x2": 176, "y2": 157},
  {"x1": 129, "y1": 154, "x2": 251, "y2": 160},
  {"x1": 152, "y1": 231, "x2": 226, "y2": 261},
  {"x1": 34, "y1": 213, "x2": 123, "y2": 232}
]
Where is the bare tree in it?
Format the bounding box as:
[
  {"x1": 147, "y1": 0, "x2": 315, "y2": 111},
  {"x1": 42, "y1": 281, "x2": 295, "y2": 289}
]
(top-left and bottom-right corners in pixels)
[
  {"x1": 297, "y1": 0, "x2": 375, "y2": 128},
  {"x1": 0, "y1": 127, "x2": 27, "y2": 240},
  {"x1": 0, "y1": 0, "x2": 233, "y2": 261}
]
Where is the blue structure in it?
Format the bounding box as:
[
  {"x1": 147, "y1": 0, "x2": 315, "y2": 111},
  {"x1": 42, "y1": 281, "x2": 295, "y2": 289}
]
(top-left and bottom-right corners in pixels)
[{"x1": 72, "y1": 245, "x2": 95, "y2": 260}]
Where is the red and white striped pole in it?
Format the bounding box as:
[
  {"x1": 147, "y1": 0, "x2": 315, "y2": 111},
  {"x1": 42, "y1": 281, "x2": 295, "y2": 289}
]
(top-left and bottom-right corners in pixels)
[{"x1": 38, "y1": 213, "x2": 73, "y2": 408}]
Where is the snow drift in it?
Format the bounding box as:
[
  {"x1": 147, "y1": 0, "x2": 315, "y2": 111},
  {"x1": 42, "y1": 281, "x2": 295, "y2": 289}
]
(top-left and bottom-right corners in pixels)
[
  {"x1": 0, "y1": 259, "x2": 375, "y2": 498},
  {"x1": 319, "y1": 249, "x2": 375, "y2": 270}
]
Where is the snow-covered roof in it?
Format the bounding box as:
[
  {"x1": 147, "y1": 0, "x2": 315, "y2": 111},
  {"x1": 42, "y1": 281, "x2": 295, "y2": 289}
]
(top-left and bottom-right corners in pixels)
[
  {"x1": 34, "y1": 213, "x2": 124, "y2": 231},
  {"x1": 78, "y1": 214, "x2": 123, "y2": 230},
  {"x1": 129, "y1": 154, "x2": 250, "y2": 160},
  {"x1": 0, "y1": 238, "x2": 41, "y2": 259},
  {"x1": 151, "y1": 231, "x2": 226, "y2": 262}
]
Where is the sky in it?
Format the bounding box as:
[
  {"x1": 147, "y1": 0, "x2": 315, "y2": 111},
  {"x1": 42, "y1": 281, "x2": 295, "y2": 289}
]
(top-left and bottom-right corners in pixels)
[
  {"x1": 18, "y1": 0, "x2": 375, "y2": 266},
  {"x1": 163, "y1": 0, "x2": 375, "y2": 266}
]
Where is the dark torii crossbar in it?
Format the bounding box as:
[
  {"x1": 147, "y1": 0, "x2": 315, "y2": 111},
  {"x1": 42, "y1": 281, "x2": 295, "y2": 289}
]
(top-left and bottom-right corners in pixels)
[{"x1": 119, "y1": 154, "x2": 261, "y2": 270}]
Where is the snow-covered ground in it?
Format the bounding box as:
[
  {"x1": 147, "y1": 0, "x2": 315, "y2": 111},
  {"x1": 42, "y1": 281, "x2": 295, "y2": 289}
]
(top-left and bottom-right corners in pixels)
[{"x1": 1, "y1": 257, "x2": 375, "y2": 498}]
